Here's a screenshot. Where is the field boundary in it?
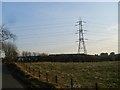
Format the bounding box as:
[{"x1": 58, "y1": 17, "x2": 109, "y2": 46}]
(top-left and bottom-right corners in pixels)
[{"x1": 16, "y1": 61, "x2": 119, "y2": 89}]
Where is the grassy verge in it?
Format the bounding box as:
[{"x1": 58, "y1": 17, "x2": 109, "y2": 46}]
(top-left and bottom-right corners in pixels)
[{"x1": 6, "y1": 63, "x2": 55, "y2": 89}]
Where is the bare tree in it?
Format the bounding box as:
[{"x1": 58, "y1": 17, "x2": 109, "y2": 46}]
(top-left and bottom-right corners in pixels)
[
  {"x1": 24, "y1": 51, "x2": 28, "y2": 56},
  {"x1": 33, "y1": 52, "x2": 37, "y2": 56},
  {"x1": 2, "y1": 42, "x2": 18, "y2": 63},
  {"x1": 28, "y1": 52, "x2": 31, "y2": 56},
  {"x1": 22, "y1": 51, "x2": 32, "y2": 57},
  {"x1": 22, "y1": 51, "x2": 25, "y2": 57},
  {"x1": 0, "y1": 25, "x2": 17, "y2": 63},
  {"x1": 0, "y1": 25, "x2": 16, "y2": 42}
]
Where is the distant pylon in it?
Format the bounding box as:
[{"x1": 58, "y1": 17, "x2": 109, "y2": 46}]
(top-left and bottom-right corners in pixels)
[{"x1": 75, "y1": 17, "x2": 87, "y2": 54}]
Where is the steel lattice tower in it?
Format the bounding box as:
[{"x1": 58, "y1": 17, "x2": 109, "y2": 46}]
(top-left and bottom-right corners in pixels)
[{"x1": 75, "y1": 17, "x2": 87, "y2": 54}]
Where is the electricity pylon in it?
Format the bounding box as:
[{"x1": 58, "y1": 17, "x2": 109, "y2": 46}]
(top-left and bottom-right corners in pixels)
[{"x1": 75, "y1": 17, "x2": 87, "y2": 54}]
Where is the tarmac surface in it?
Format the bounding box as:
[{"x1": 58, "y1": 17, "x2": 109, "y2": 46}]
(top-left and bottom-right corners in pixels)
[{"x1": 2, "y1": 64, "x2": 25, "y2": 89}]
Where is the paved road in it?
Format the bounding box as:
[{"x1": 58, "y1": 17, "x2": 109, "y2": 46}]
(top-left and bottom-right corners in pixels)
[{"x1": 2, "y1": 64, "x2": 25, "y2": 89}]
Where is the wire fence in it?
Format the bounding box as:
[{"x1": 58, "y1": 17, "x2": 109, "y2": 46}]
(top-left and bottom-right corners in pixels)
[{"x1": 18, "y1": 62, "x2": 99, "y2": 89}]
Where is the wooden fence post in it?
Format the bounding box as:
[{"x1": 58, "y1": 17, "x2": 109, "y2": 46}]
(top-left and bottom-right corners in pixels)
[
  {"x1": 55, "y1": 75, "x2": 58, "y2": 84},
  {"x1": 29, "y1": 67, "x2": 30, "y2": 73},
  {"x1": 71, "y1": 78, "x2": 73, "y2": 89},
  {"x1": 33, "y1": 68, "x2": 34, "y2": 76},
  {"x1": 46, "y1": 73, "x2": 48, "y2": 82},
  {"x1": 25, "y1": 65, "x2": 27, "y2": 71},
  {"x1": 95, "y1": 82, "x2": 98, "y2": 90},
  {"x1": 39, "y1": 71, "x2": 40, "y2": 78}
]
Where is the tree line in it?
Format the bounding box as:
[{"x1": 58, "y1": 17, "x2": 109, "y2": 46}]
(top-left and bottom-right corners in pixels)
[
  {"x1": 18, "y1": 52, "x2": 120, "y2": 62},
  {"x1": 21, "y1": 51, "x2": 48, "y2": 57}
]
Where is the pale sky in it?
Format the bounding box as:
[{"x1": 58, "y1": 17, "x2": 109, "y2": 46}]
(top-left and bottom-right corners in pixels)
[
  {"x1": 2, "y1": 2, "x2": 118, "y2": 55},
  {"x1": 118, "y1": 2, "x2": 120, "y2": 53},
  {"x1": 0, "y1": 2, "x2": 2, "y2": 25},
  {"x1": 1, "y1": 0, "x2": 119, "y2": 2}
]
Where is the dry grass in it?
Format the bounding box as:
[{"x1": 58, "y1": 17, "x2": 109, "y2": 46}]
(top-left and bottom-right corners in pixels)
[{"x1": 17, "y1": 61, "x2": 119, "y2": 88}]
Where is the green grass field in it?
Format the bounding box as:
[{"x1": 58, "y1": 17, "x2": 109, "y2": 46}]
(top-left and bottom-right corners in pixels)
[{"x1": 17, "y1": 61, "x2": 119, "y2": 88}]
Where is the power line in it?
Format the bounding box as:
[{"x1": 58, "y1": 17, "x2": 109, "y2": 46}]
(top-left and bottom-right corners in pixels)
[
  {"x1": 16, "y1": 29, "x2": 116, "y2": 38},
  {"x1": 7, "y1": 20, "x2": 116, "y2": 30},
  {"x1": 8, "y1": 23, "x2": 74, "y2": 29}
]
